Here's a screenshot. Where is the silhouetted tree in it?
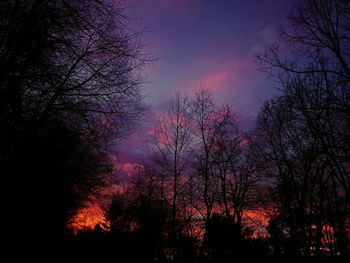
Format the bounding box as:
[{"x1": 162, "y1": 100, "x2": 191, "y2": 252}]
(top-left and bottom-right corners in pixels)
[
  {"x1": 190, "y1": 89, "x2": 221, "y2": 223},
  {"x1": 202, "y1": 213, "x2": 245, "y2": 262},
  {"x1": 256, "y1": 0, "x2": 350, "y2": 256},
  {"x1": 148, "y1": 92, "x2": 193, "y2": 260},
  {"x1": 1, "y1": 0, "x2": 147, "y2": 261}
]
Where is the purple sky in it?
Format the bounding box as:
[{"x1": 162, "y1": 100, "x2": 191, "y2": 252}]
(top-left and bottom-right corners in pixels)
[{"x1": 115, "y1": 0, "x2": 294, "y2": 164}]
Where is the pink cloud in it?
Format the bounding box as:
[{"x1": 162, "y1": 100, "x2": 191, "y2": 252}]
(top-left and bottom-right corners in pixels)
[
  {"x1": 180, "y1": 57, "x2": 254, "y2": 94},
  {"x1": 117, "y1": 162, "x2": 144, "y2": 179},
  {"x1": 146, "y1": 127, "x2": 156, "y2": 136}
]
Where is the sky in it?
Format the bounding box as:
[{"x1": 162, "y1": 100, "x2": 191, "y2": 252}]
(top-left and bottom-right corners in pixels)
[
  {"x1": 73, "y1": 0, "x2": 296, "y2": 231},
  {"x1": 115, "y1": 0, "x2": 294, "y2": 164}
]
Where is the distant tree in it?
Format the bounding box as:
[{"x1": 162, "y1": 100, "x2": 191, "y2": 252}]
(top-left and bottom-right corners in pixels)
[
  {"x1": 128, "y1": 164, "x2": 171, "y2": 261},
  {"x1": 189, "y1": 89, "x2": 256, "y2": 259},
  {"x1": 267, "y1": 214, "x2": 289, "y2": 255},
  {"x1": 190, "y1": 89, "x2": 222, "y2": 224},
  {"x1": 211, "y1": 113, "x2": 255, "y2": 227},
  {"x1": 149, "y1": 92, "x2": 193, "y2": 260},
  {"x1": 202, "y1": 213, "x2": 245, "y2": 261}
]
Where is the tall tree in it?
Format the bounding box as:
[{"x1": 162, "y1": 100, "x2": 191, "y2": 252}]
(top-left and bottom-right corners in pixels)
[
  {"x1": 190, "y1": 89, "x2": 225, "y2": 223},
  {"x1": 1, "y1": 1, "x2": 147, "y2": 261},
  {"x1": 256, "y1": 0, "x2": 350, "y2": 255},
  {"x1": 151, "y1": 92, "x2": 192, "y2": 259}
]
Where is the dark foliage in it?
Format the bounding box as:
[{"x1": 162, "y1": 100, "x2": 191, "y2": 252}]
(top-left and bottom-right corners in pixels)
[{"x1": 1, "y1": 0, "x2": 146, "y2": 262}]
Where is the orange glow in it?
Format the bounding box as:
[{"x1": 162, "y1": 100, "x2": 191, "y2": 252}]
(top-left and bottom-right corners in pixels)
[
  {"x1": 70, "y1": 204, "x2": 108, "y2": 233},
  {"x1": 243, "y1": 209, "x2": 270, "y2": 237}
]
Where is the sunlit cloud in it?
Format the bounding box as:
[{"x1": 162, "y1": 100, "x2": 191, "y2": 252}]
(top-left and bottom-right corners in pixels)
[{"x1": 179, "y1": 58, "x2": 253, "y2": 94}]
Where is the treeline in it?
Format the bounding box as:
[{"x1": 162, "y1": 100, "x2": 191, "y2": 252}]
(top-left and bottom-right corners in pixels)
[
  {"x1": 93, "y1": 89, "x2": 265, "y2": 263},
  {"x1": 78, "y1": 0, "x2": 350, "y2": 262},
  {"x1": 2, "y1": 0, "x2": 350, "y2": 263}
]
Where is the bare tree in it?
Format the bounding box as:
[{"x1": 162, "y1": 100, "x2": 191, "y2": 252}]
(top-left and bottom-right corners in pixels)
[
  {"x1": 0, "y1": 1, "x2": 148, "y2": 176},
  {"x1": 190, "y1": 89, "x2": 226, "y2": 223},
  {"x1": 255, "y1": 0, "x2": 350, "y2": 255},
  {"x1": 150, "y1": 92, "x2": 192, "y2": 259},
  {"x1": 257, "y1": 0, "x2": 350, "y2": 82},
  {"x1": 252, "y1": 87, "x2": 349, "y2": 255},
  {"x1": 212, "y1": 123, "x2": 255, "y2": 227},
  {"x1": 1, "y1": 1, "x2": 148, "y2": 260}
]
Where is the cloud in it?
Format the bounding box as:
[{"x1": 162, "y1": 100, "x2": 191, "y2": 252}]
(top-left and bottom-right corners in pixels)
[
  {"x1": 120, "y1": 162, "x2": 144, "y2": 177},
  {"x1": 179, "y1": 57, "x2": 254, "y2": 95}
]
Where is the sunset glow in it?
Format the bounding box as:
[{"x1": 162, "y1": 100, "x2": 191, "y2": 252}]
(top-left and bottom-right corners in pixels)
[
  {"x1": 70, "y1": 204, "x2": 108, "y2": 233},
  {"x1": 4, "y1": 0, "x2": 350, "y2": 261}
]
